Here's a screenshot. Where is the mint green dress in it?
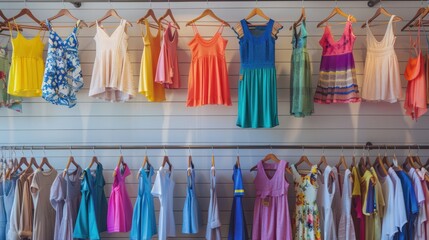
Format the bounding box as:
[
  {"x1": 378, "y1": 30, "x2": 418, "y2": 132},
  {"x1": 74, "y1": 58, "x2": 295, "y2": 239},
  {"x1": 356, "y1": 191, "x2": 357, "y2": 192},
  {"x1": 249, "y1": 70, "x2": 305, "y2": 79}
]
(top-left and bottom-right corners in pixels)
[
  {"x1": 290, "y1": 20, "x2": 313, "y2": 117},
  {"x1": 0, "y1": 43, "x2": 22, "y2": 112}
]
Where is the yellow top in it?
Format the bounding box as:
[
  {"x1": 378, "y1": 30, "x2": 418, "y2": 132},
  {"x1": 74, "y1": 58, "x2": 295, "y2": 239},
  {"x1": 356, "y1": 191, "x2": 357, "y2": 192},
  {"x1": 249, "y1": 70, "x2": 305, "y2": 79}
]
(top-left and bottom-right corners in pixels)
[
  {"x1": 366, "y1": 167, "x2": 385, "y2": 240},
  {"x1": 8, "y1": 30, "x2": 45, "y2": 97},
  {"x1": 351, "y1": 166, "x2": 361, "y2": 196},
  {"x1": 138, "y1": 19, "x2": 165, "y2": 102}
]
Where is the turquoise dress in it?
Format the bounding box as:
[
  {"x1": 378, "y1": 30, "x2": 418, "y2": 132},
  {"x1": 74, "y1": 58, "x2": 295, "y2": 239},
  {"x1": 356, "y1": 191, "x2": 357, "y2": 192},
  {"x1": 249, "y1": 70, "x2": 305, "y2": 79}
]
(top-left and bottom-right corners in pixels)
[
  {"x1": 73, "y1": 163, "x2": 108, "y2": 239},
  {"x1": 290, "y1": 20, "x2": 313, "y2": 117},
  {"x1": 236, "y1": 19, "x2": 281, "y2": 128},
  {"x1": 182, "y1": 162, "x2": 201, "y2": 234},
  {"x1": 130, "y1": 164, "x2": 157, "y2": 240}
]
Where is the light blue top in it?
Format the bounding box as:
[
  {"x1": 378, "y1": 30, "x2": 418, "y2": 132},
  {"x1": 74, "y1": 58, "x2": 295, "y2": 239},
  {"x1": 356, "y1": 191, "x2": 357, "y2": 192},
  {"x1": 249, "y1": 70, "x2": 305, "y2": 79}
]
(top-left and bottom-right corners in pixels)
[
  {"x1": 182, "y1": 162, "x2": 201, "y2": 234},
  {"x1": 130, "y1": 164, "x2": 157, "y2": 240}
]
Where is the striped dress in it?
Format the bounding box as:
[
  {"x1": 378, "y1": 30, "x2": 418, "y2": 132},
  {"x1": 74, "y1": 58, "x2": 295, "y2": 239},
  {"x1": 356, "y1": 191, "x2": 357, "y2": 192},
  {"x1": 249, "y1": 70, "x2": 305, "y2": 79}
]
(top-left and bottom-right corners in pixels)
[{"x1": 314, "y1": 19, "x2": 360, "y2": 103}]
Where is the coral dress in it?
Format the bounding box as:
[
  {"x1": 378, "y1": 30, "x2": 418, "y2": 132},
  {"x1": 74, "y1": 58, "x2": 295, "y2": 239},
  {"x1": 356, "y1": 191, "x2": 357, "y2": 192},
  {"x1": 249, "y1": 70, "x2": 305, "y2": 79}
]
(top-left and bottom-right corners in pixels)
[
  {"x1": 187, "y1": 24, "x2": 231, "y2": 107},
  {"x1": 291, "y1": 164, "x2": 321, "y2": 240},
  {"x1": 314, "y1": 18, "x2": 360, "y2": 103}
]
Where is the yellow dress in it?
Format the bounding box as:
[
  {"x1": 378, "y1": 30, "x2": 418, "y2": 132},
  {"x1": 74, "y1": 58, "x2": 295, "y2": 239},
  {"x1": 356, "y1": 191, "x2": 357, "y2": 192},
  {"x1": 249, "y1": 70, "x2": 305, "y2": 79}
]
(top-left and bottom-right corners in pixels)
[
  {"x1": 138, "y1": 20, "x2": 165, "y2": 102},
  {"x1": 8, "y1": 30, "x2": 45, "y2": 97}
]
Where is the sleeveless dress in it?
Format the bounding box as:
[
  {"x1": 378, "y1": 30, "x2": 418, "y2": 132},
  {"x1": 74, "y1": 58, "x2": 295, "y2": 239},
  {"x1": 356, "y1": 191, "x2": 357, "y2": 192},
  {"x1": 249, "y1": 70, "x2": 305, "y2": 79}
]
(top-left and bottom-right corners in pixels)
[
  {"x1": 139, "y1": 20, "x2": 166, "y2": 102},
  {"x1": 187, "y1": 24, "x2": 231, "y2": 107},
  {"x1": 107, "y1": 163, "x2": 133, "y2": 232},
  {"x1": 235, "y1": 19, "x2": 281, "y2": 128},
  {"x1": 317, "y1": 166, "x2": 337, "y2": 240},
  {"x1": 130, "y1": 165, "x2": 157, "y2": 240},
  {"x1": 50, "y1": 166, "x2": 82, "y2": 240},
  {"x1": 252, "y1": 160, "x2": 292, "y2": 240},
  {"x1": 3, "y1": 174, "x2": 17, "y2": 240},
  {"x1": 338, "y1": 169, "x2": 356, "y2": 240},
  {"x1": 228, "y1": 163, "x2": 248, "y2": 240},
  {"x1": 182, "y1": 163, "x2": 201, "y2": 234},
  {"x1": 0, "y1": 178, "x2": 6, "y2": 240},
  {"x1": 7, "y1": 24, "x2": 45, "y2": 97},
  {"x1": 206, "y1": 166, "x2": 221, "y2": 240},
  {"x1": 362, "y1": 16, "x2": 401, "y2": 103},
  {"x1": 155, "y1": 22, "x2": 180, "y2": 89},
  {"x1": 291, "y1": 164, "x2": 321, "y2": 240},
  {"x1": 89, "y1": 19, "x2": 135, "y2": 102},
  {"x1": 314, "y1": 19, "x2": 360, "y2": 104},
  {"x1": 42, "y1": 20, "x2": 83, "y2": 107},
  {"x1": 404, "y1": 21, "x2": 427, "y2": 120},
  {"x1": 290, "y1": 20, "x2": 313, "y2": 117},
  {"x1": 0, "y1": 41, "x2": 21, "y2": 112}
]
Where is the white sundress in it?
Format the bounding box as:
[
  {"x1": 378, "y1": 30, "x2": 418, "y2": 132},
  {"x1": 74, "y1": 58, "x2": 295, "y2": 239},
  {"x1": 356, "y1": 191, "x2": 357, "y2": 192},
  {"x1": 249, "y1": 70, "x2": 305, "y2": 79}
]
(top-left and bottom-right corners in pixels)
[
  {"x1": 362, "y1": 15, "x2": 401, "y2": 103},
  {"x1": 89, "y1": 19, "x2": 136, "y2": 102},
  {"x1": 338, "y1": 169, "x2": 356, "y2": 240}
]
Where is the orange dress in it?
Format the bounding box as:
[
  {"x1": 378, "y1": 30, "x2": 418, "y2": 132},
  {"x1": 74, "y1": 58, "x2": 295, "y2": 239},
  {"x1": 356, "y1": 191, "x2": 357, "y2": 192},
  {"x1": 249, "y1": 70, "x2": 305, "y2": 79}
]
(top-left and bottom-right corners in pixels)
[{"x1": 187, "y1": 25, "x2": 231, "y2": 107}]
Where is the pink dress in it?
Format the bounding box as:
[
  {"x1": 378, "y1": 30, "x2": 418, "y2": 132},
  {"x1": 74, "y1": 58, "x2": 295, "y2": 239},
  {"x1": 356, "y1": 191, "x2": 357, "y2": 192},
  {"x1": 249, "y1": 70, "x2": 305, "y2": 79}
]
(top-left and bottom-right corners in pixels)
[
  {"x1": 252, "y1": 160, "x2": 292, "y2": 240},
  {"x1": 107, "y1": 164, "x2": 133, "y2": 232},
  {"x1": 155, "y1": 22, "x2": 180, "y2": 89}
]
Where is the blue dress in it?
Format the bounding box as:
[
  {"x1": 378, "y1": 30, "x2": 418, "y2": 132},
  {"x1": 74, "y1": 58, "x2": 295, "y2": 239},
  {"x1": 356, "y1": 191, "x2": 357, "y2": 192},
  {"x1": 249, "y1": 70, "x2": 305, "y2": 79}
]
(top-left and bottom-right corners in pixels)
[
  {"x1": 3, "y1": 174, "x2": 17, "y2": 239},
  {"x1": 130, "y1": 164, "x2": 157, "y2": 240},
  {"x1": 73, "y1": 163, "x2": 108, "y2": 239},
  {"x1": 235, "y1": 19, "x2": 282, "y2": 128},
  {"x1": 228, "y1": 164, "x2": 249, "y2": 240},
  {"x1": 42, "y1": 20, "x2": 83, "y2": 108},
  {"x1": 0, "y1": 179, "x2": 6, "y2": 240},
  {"x1": 395, "y1": 170, "x2": 419, "y2": 240},
  {"x1": 182, "y1": 162, "x2": 201, "y2": 234}
]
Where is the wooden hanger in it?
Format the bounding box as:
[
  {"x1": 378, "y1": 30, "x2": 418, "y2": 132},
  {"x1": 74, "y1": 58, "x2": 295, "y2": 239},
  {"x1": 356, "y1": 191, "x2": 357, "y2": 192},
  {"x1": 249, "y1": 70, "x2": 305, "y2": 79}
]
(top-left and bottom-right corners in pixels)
[
  {"x1": 245, "y1": 8, "x2": 270, "y2": 21},
  {"x1": 63, "y1": 155, "x2": 79, "y2": 177},
  {"x1": 336, "y1": 155, "x2": 348, "y2": 170},
  {"x1": 162, "y1": 155, "x2": 172, "y2": 172},
  {"x1": 317, "y1": 7, "x2": 357, "y2": 28},
  {"x1": 8, "y1": 156, "x2": 29, "y2": 179},
  {"x1": 88, "y1": 155, "x2": 99, "y2": 169},
  {"x1": 401, "y1": 7, "x2": 427, "y2": 31},
  {"x1": 187, "y1": 155, "x2": 193, "y2": 176},
  {"x1": 137, "y1": 155, "x2": 151, "y2": 179},
  {"x1": 113, "y1": 155, "x2": 125, "y2": 177},
  {"x1": 5, "y1": 8, "x2": 47, "y2": 30},
  {"x1": 290, "y1": 7, "x2": 306, "y2": 30},
  {"x1": 361, "y1": 6, "x2": 402, "y2": 28},
  {"x1": 373, "y1": 154, "x2": 388, "y2": 177},
  {"x1": 186, "y1": 9, "x2": 230, "y2": 27},
  {"x1": 38, "y1": 157, "x2": 54, "y2": 171},
  {"x1": 0, "y1": 10, "x2": 8, "y2": 22},
  {"x1": 137, "y1": 9, "x2": 160, "y2": 29},
  {"x1": 211, "y1": 155, "x2": 216, "y2": 176},
  {"x1": 402, "y1": 155, "x2": 416, "y2": 172},
  {"x1": 250, "y1": 152, "x2": 292, "y2": 174},
  {"x1": 47, "y1": 9, "x2": 88, "y2": 28},
  {"x1": 158, "y1": 8, "x2": 180, "y2": 29},
  {"x1": 89, "y1": 9, "x2": 132, "y2": 28}
]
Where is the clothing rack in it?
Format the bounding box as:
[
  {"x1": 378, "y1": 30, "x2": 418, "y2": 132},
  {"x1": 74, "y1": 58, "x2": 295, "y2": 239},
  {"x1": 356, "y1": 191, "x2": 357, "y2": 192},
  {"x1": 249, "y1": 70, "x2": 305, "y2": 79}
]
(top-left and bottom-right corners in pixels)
[{"x1": 1, "y1": 142, "x2": 429, "y2": 151}]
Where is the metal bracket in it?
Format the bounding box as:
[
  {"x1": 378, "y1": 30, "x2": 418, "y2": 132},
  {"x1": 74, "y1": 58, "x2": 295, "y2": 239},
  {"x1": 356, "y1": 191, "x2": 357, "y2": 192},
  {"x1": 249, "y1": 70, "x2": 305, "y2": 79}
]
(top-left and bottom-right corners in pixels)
[
  {"x1": 70, "y1": 2, "x2": 82, "y2": 8},
  {"x1": 368, "y1": 0, "x2": 380, "y2": 7}
]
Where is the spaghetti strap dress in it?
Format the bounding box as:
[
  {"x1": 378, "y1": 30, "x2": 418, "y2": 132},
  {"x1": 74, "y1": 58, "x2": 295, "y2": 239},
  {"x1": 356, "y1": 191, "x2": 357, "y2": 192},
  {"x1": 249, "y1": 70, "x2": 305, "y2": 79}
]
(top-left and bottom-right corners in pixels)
[
  {"x1": 314, "y1": 19, "x2": 360, "y2": 104},
  {"x1": 187, "y1": 24, "x2": 231, "y2": 107},
  {"x1": 139, "y1": 19, "x2": 166, "y2": 102},
  {"x1": 291, "y1": 164, "x2": 321, "y2": 240},
  {"x1": 0, "y1": 39, "x2": 22, "y2": 112},
  {"x1": 155, "y1": 22, "x2": 180, "y2": 89},
  {"x1": 290, "y1": 20, "x2": 313, "y2": 117},
  {"x1": 89, "y1": 19, "x2": 135, "y2": 102},
  {"x1": 235, "y1": 19, "x2": 281, "y2": 128},
  {"x1": 182, "y1": 163, "x2": 201, "y2": 234},
  {"x1": 7, "y1": 23, "x2": 45, "y2": 97},
  {"x1": 404, "y1": 21, "x2": 427, "y2": 120},
  {"x1": 252, "y1": 160, "x2": 292, "y2": 240},
  {"x1": 42, "y1": 20, "x2": 83, "y2": 107},
  {"x1": 362, "y1": 16, "x2": 401, "y2": 102}
]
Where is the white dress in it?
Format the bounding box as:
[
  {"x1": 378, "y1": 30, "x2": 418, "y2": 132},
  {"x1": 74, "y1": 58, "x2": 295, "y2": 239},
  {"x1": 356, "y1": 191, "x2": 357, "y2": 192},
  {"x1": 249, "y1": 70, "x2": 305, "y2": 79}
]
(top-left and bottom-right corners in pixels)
[
  {"x1": 338, "y1": 169, "x2": 356, "y2": 240},
  {"x1": 362, "y1": 15, "x2": 401, "y2": 102},
  {"x1": 89, "y1": 19, "x2": 136, "y2": 102},
  {"x1": 379, "y1": 171, "x2": 396, "y2": 240},
  {"x1": 317, "y1": 165, "x2": 337, "y2": 240},
  {"x1": 387, "y1": 168, "x2": 408, "y2": 233}
]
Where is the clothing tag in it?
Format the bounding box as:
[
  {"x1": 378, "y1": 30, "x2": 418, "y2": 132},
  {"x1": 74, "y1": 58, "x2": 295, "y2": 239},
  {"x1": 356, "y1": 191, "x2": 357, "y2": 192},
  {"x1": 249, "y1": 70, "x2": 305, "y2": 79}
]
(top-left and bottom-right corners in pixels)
[{"x1": 263, "y1": 197, "x2": 270, "y2": 207}]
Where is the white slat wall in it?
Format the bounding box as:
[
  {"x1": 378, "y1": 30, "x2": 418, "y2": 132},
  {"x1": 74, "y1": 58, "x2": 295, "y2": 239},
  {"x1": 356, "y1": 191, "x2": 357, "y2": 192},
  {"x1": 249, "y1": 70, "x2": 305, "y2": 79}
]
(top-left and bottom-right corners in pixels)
[{"x1": 0, "y1": 1, "x2": 428, "y2": 239}]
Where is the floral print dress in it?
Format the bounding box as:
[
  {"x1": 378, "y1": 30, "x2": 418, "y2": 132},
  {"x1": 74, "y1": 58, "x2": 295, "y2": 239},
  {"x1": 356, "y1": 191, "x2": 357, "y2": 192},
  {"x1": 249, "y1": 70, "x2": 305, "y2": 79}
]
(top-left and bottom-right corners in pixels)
[{"x1": 291, "y1": 164, "x2": 321, "y2": 240}]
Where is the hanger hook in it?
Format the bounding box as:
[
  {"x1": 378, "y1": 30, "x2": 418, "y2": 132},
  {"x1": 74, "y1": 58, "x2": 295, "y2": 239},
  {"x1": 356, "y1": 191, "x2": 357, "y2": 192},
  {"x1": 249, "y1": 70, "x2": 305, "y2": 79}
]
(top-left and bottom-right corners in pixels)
[
  {"x1": 237, "y1": 146, "x2": 240, "y2": 157},
  {"x1": 163, "y1": 146, "x2": 167, "y2": 156},
  {"x1": 408, "y1": 146, "x2": 411, "y2": 156},
  {"x1": 384, "y1": 145, "x2": 388, "y2": 156},
  {"x1": 188, "y1": 146, "x2": 192, "y2": 156},
  {"x1": 70, "y1": 146, "x2": 73, "y2": 156},
  {"x1": 145, "y1": 146, "x2": 148, "y2": 156},
  {"x1": 341, "y1": 146, "x2": 344, "y2": 156},
  {"x1": 417, "y1": 145, "x2": 420, "y2": 156},
  {"x1": 43, "y1": 146, "x2": 46, "y2": 156},
  {"x1": 302, "y1": 0, "x2": 304, "y2": 8},
  {"x1": 31, "y1": 147, "x2": 34, "y2": 157},
  {"x1": 211, "y1": 146, "x2": 214, "y2": 156},
  {"x1": 93, "y1": 146, "x2": 96, "y2": 156},
  {"x1": 322, "y1": 146, "x2": 325, "y2": 155},
  {"x1": 302, "y1": 146, "x2": 305, "y2": 155},
  {"x1": 21, "y1": 147, "x2": 25, "y2": 157}
]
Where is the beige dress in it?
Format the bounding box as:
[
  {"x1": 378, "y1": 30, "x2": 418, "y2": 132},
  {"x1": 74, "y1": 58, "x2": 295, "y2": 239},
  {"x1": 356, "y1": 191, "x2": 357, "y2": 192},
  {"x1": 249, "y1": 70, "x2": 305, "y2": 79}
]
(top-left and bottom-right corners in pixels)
[{"x1": 31, "y1": 168, "x2": 58, "y2": 240}]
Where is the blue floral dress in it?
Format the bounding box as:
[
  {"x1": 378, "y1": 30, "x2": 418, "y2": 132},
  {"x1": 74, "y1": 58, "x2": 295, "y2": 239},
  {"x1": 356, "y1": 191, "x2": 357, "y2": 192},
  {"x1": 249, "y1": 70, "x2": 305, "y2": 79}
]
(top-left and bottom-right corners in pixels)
[{"x1": 42, "y1": 20, "x2": 83, "y2": 107}]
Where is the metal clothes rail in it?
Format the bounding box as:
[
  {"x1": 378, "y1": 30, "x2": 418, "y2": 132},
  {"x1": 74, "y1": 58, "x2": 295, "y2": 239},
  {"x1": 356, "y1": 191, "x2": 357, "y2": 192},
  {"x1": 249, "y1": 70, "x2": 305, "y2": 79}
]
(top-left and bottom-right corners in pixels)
[{"x1": 1, "y1": 142, "x2": 429, "y2": 151}]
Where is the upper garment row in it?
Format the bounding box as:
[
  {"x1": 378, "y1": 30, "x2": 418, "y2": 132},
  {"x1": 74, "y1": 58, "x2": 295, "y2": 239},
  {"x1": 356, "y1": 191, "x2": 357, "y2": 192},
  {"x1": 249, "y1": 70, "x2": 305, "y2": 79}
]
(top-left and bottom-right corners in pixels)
[{"x1": 2, "y1": 16, "x2": 422, "y2": 125}]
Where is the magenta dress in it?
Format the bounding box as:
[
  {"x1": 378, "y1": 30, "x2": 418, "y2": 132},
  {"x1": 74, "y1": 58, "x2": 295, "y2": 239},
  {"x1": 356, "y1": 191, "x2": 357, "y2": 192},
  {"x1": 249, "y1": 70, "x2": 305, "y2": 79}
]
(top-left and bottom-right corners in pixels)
[
  {"x1": 107, "y1": 164, "x2": 133, "y2": 232},
  {"x1": 252, "y1": 160, "x2": 292, "y2": 240}
]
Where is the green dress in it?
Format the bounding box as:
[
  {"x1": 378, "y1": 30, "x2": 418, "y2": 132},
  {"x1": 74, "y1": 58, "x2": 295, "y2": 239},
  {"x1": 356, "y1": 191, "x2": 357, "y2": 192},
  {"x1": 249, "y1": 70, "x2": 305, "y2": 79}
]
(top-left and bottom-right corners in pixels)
[
  {"x1": 290, "y1": 20, "x2": 313, "y2": 117},
  {"x1": 0, "y1": 41, "x2": 22, "y2": 112}
]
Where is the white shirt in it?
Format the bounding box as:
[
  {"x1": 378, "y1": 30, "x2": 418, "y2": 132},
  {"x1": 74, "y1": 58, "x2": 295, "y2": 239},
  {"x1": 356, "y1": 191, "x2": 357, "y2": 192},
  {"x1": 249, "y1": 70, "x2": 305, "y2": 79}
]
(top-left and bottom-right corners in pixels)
[
  {"x1": 152, "y1": 166, "x2": 176, "y2": 240},
  {"x1": 388, "y1": 168, "x2": 408, "y2": 233},
  {"x1": 379, "y1": 172, "x2": 396, "y2": 240}
]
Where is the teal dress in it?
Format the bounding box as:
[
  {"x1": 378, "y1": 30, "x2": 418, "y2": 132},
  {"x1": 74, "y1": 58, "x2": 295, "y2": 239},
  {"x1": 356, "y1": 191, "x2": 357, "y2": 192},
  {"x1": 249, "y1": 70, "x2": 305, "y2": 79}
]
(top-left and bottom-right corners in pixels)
[
  {"x1": 73, "y1": 163, "x2": 108, "y2": 239},
  {"x1": 130, "y1": 164, "x2": 157, "y2": 240},
  {"x1": 290, "y1": 20, "x2": 313, "y2": 117},
  {"x1": 235, "y1": 19, "x2": 281, "y2": 128},
  {"x1": 182, "y1": 163, "x2": 201, "y2": 234}
]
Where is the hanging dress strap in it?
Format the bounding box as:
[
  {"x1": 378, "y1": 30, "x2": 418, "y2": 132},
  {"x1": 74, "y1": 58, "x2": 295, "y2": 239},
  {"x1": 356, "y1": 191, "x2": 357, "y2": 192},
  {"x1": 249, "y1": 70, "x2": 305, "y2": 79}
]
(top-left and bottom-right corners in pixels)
[
  {"x1": 217, "y1": 24, "x2": 225, "y2": 34},
  {"x1": 409, "y1": 18, "x2": 421, "y2": 57},
  {"x1": 191, "y1": 23, "x2": 199, "y2": 35},
  {"x1": 73, "y1": 20, "x2": 81, "y2": 34}
]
